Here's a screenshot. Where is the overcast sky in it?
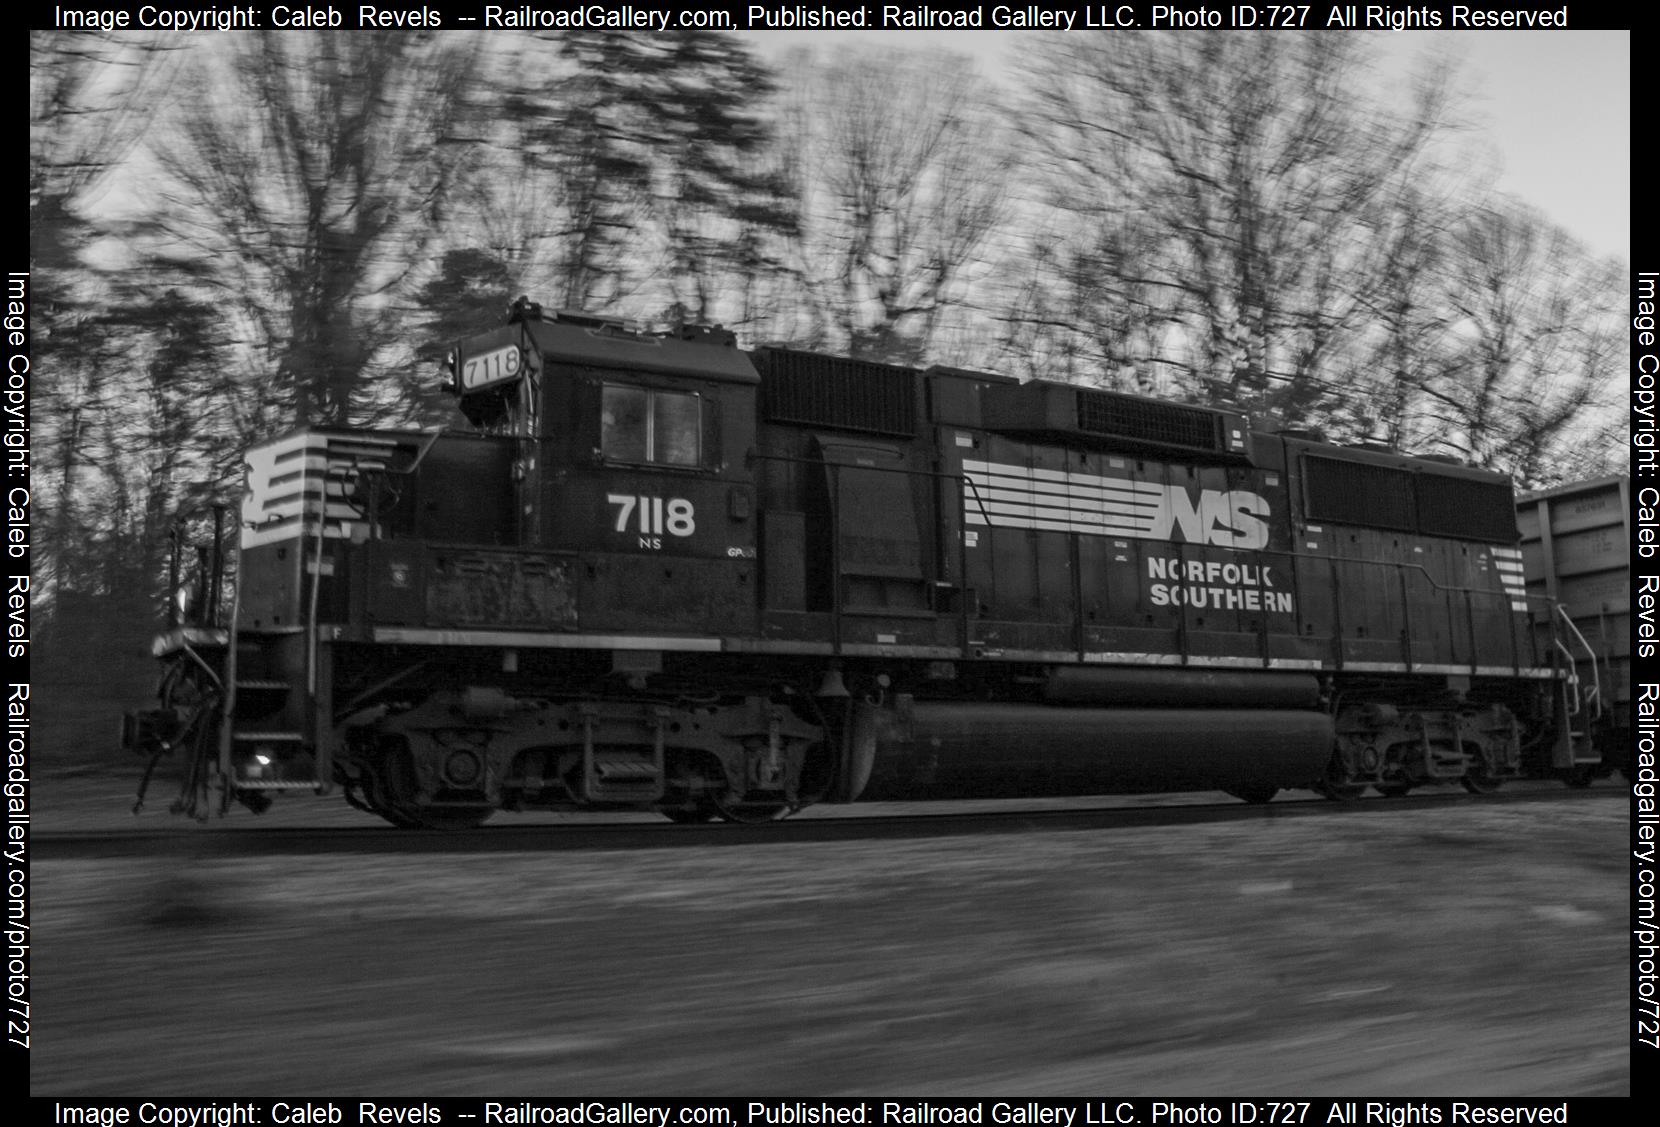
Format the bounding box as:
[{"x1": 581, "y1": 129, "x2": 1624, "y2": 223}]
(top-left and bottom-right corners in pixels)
[{"x1": 744, "y1": 29, "x2": 1631, "y2": 263}]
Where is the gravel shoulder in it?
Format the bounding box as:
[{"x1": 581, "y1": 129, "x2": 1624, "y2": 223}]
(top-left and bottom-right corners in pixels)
[{"x1": 27, "y1": 772, "x2": 1630, "y2": 1096}]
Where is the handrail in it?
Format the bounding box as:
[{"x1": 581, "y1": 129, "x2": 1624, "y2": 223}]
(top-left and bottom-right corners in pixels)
[{"x1": 1552, "y1": 602, "x2": 1604, "y2": 721}]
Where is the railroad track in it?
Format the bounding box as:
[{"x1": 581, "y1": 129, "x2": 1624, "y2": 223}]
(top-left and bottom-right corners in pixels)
[{"x1": 35, "y1": 781, "x2": 1624, "y2": 859}]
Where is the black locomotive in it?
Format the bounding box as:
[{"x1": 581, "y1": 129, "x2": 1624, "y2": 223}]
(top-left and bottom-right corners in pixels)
[{"x1": 123, "y1": 301, "x2": 1611, "y2": 826}]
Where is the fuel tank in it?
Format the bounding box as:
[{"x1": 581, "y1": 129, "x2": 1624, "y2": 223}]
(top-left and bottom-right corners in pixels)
[
  {"x1": 862, "y1": 701, "x2": 1334, "y2": 799},
  {"x1": 1042, "y1": 666, "x2": 1320, "y2": 708}
]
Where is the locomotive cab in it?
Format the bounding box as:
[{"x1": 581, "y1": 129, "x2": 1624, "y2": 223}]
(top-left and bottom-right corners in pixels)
[{"x1": 510, "y1": 314, "x2": 762, "y2": 636}]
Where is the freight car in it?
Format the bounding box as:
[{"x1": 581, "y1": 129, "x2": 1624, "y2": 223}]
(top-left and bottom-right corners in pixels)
[
  {"x1": 123, "y1": 301, "x2": 1603, "y2": 826},
  {"x1": 1517, "y1": 475, "x2": 1631, "y2": 781}
]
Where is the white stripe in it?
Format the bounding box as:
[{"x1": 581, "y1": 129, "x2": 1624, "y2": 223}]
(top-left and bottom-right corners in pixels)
[
  {"x1": 972, "y1": 484, "x2": 1158, "y2": 516},
  {"x1": 963, "y1": 459, "x2": 1176, "y2": 540},
  {"x1": 972, "y1": 499, "x2": 1151, "y2": 531}
]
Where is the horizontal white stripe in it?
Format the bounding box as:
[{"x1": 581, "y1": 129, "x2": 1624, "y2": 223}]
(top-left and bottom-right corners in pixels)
[
  {"x1": 972, "y1": 499, "x2": 1150, "y2": 531},
  {"x1": 966, "y1": 471, "x2": 1161, "y2": 501},
  {"x1": 966, "y1": 512, "x2": 1143, "y2": 535},
  {"x1": 964, "y1": 462, "x2": 1161, "y2": 492},
  {"x1": 973, "y1": 485, "x2": 1157, "y2": 517}
]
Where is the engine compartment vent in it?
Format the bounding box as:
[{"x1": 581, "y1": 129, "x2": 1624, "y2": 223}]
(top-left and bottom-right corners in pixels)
[
  {"x1": 1075, "y1": 389, "x2": 1226, "y2": 451},
  {"x1": 981, "y1": 380, "x2": 1252, "y2": 463},
  {"x1": 1416, "y1": 474, "x2": 1517, "y2": 543},
  {"x1": 1302, "y1": 453, "x2": 1518, "y2": 543},
  {"x1": 1304, "y1": 455, "x2": 1416, "y2": 532},
  {"x1": 756, "y1": 349, "x2": 917, "y2": 437}
]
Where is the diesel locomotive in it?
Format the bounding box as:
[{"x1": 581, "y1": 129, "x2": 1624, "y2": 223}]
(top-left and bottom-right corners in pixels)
[{"x1": 122, "y1": 300, "x2": 1613, "y2": 826}]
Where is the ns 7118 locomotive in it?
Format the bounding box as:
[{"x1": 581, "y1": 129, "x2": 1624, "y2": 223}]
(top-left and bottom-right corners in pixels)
[{"x1": 123, "y1": 301, "x2": 1611, "y2": 826}]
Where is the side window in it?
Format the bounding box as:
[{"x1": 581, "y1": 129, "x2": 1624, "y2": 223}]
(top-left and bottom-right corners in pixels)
[
  {"x1": 601, "y1": 385, "x2": 649, "y2": 463},
  {"x1": 601, "y1": 383, "x2": 701, "y2": 467},
  {"x1": 653, "y1": 390, "x2": 700, "y2": 466}
]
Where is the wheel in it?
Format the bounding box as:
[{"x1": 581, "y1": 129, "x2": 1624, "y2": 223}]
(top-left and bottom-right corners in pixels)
[
  {"x1": 372, "y1": 743, "x2": 493, "y2": 829},
  {"x1": 1225, "y1": 785, "x2": 1278, "y2": 805},
  {"x1": 1313, "y1": 751, "x2": 1367, "y2": 801}
]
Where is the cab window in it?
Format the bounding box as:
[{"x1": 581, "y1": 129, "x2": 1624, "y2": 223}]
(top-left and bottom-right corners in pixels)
[{"x1": 601, "y1": 384, "x2": 701, "y2": 467}]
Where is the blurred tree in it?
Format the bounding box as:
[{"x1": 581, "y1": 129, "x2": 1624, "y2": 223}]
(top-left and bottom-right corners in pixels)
[
  {"x1": 649, "y1": 33, "x2": 798, "y2": 331},
  {"x1": 29, "y1": 31, "x2": 176, "y2": 615},
  {"x1": 768, "y1": 48, "x2": 1011, "y2": 365},
  {"x1": 152, "y1": 32, "x2": 480, "y2": 427},
  {"x1": 1333, "y1": 184, "x2": 1457, "y2": 451},
  {"x1": 499, "y1": 32, "x2": 661, "y2": 314},
  {"x1": 30, "y1": 32, "x2": 174, "y2": 299},
  {"x1": 1009, "y1": 33, "x2": 1454, "y2": 423},
  {"x1": 1422, "y1": 201, "x2": 1625, "y2": 486},
  {"x1": 406, "y1": 249, "x2": 517, "y2": 426},
  {"x1": 432, "y1": 32, "x2": 796, "y2": 335}
]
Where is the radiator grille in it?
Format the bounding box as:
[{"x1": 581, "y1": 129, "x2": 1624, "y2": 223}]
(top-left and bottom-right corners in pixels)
[
  {"x1": 1417, "y1": 474, "x2": 1517, "y2": 543},
  {"x1": 1075, "y1": 389, "x2": 1221, "y2": 452},
  {"x1": 1304, "y1": 456, "x2": 1416, "y2": 532},
  {"x1": 758, "y1": 349, "x2": 916, "y2": 437}
]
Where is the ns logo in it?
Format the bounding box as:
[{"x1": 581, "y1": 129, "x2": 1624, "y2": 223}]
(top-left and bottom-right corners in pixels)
[{"x1": 1146, "y1": 488, "x2": 1271, "y2": 550}]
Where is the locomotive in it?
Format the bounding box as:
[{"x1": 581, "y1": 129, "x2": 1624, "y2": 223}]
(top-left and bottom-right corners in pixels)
[{"x1": 122, "y1": 300, "x2": 1612, "y2": 827}]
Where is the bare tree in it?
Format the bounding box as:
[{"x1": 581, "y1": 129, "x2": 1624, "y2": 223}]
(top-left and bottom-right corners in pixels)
[
  {"x1": 152, "y1": 33, "x2": 480, "y2": 427},
  {"x1": 1009, "y1": 33, "x2": 1456, "y2": 421},
  {"x1": 435, "y1": 33, "x2": 796, "y2": 334},
  {"x1": 1323, "y1": 183, "x2": 1460, "y2": 448},
  {"x1": 769, "y1": 48, "x2": 1011, "y2": 365},
  {"x1": 1422, "y1": 200, "x2": 1625, "y2": 485},
  {"x1": 30, "y1": 32, "x2": 177, "y2": 612},
  {"x1": 30, "y1": 33, "x2": 174, "y2": 280},
  {"x1": 649, "y1": 33, "x2": 798, "y2": 331}
]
